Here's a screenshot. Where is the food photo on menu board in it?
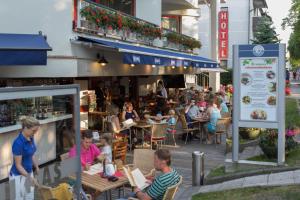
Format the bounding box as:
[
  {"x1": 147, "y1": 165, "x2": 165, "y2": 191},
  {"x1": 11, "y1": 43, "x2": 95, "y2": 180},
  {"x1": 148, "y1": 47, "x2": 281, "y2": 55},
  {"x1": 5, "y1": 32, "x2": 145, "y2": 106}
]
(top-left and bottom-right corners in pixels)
[{"x1": 239, "y1": 58, "x2": 278, "y2": 122}]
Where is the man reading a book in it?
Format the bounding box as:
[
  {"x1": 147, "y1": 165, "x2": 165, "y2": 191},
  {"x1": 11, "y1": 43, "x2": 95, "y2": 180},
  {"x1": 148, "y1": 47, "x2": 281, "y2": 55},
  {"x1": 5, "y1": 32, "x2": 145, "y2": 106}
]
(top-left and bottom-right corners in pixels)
[
  {"x1": 120, "y1": 149, "x2": 180, "y2": 200},
  {"x1": 69, "y1": 130, "x2": 102, "y2": 170}
]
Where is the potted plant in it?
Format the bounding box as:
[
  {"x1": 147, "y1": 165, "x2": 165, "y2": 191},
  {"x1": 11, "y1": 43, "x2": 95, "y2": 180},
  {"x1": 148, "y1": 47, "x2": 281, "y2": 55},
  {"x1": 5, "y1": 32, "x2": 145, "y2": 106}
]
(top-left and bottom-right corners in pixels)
[
  {"x1": 259, "y1": 129, "x2": 278, "y2": 158},
  {"x1": 239, "y1": 128, "x2": 261, "y2": 140},
  {"x1": 259, "y1": 128, "x2": 299, "y2": 159}
]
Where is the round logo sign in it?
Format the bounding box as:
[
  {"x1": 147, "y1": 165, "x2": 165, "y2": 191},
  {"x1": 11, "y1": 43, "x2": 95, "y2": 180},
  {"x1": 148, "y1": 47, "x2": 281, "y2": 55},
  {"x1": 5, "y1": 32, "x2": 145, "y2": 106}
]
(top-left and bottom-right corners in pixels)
[{"x1": 253, "y1": 45, "x2": 264, "y2": 57}]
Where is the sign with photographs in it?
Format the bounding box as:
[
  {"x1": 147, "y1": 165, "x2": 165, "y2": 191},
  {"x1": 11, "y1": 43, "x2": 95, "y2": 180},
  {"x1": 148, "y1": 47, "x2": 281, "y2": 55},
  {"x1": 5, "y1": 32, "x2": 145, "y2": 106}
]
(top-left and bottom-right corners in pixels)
[
  {"x1": 239, "y1": 57, "x2": 278, "y2": 121},
  {"x1": 233, "y1": 44, "x2": 286, "y2": 165}
]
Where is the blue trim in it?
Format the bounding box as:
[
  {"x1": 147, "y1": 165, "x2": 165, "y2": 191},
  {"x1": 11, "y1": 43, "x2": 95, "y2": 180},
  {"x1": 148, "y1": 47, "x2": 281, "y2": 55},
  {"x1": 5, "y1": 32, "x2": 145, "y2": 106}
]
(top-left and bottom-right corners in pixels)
[
  {"x1": 0, "y1": 34, "x2": 52, "y2": 50},
  {"x1": 0, "y1": 33, "x2": 52, "y2": 66},
  {"x1": 239, "y1": 51, "x2": 279, "y2": 58},
  {"x1": 238, "y1": 44, "x2": 280, "y2": 58},
  {"x1": 0, "y1": 50, "x2": 47, "y2": 65},
  {"x1": 239, "y1": 44, "x2": 279, "y2": 51},
  {"x1": 78, "y1": 36, "x2": 218, "y2": 68}
]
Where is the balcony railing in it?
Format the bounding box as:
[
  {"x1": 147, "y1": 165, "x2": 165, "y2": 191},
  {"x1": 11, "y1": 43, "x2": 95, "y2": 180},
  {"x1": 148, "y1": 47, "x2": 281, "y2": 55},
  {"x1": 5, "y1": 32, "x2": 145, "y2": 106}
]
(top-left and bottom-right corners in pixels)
[
  {"x1": 76, "y1": 0, "x2": 201, "y2": 53},
  {"x1": 162, "y1": 28, "x2": 201, "y2": 52}
]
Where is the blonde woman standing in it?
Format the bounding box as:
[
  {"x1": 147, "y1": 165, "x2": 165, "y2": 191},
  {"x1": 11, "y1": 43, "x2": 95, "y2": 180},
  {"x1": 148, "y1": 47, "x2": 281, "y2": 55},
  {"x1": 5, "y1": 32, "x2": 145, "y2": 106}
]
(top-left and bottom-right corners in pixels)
[{"x1": 10, "y1": 116, "x2": 40, "y2": 200}]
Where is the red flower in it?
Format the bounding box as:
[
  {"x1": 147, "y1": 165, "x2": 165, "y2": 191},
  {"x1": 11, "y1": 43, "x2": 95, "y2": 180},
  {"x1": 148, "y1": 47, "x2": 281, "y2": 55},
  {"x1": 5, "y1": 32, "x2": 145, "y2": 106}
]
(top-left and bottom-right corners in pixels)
[
  {"x1": 286, "y1": 87, "x2": 291, "y2": 95},
  {"x1": 108, "y1": 25, "x2": 113, "y2": 30},
  {"x1": 96, "y1": 18, "x2": 100, "y2": 23},
  {"x1": 103, "y1": 15, "x2": 108, "y2": 22}
]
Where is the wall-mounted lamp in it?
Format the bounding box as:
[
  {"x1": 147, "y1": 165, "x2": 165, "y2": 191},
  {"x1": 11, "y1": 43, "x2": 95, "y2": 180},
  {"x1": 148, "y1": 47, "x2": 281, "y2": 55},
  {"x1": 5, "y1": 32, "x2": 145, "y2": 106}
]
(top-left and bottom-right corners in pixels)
[
  {"x1": 130, "y1": 64, "x2": 135, "y2": 67},
  {"x1": 152, "y1": 65, "x2": 156, "y2": 68},
  {"x1": 171, "y1": 66, "x2": 176, "y2": 69},
  {"x1": 183, "y1": 66, "x2": 187, "y2": 69},
  {"x1": 97, "y1": 53, "x2": 108, "y2": 66}
]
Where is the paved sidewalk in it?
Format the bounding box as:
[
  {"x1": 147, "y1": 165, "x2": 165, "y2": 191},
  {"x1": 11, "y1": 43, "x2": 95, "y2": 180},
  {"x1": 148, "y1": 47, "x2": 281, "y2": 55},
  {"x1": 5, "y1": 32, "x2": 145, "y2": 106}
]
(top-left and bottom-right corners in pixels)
[{"x1": 176, "y1": 169, "x2": 300, "y2": 200}]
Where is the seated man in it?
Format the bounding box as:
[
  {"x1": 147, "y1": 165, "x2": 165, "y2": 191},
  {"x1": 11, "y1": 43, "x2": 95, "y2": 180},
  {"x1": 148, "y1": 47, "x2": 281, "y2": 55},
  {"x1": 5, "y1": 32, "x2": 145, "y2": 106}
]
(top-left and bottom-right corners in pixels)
[
  {"x1": 69, "y1": 129, "x2": 102, "y2": 170},
  {"x1": 185, "y1": 99, "x2": 200, "y2": 121},
  {"x1": 118, "y1": 149, "x2": 180, "y2": 200}
]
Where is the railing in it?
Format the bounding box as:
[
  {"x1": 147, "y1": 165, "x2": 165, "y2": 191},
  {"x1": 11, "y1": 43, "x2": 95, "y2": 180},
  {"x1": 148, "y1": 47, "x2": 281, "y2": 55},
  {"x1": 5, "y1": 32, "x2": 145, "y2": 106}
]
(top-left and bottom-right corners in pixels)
[{"x1": 76, "y1": 0, "x2": 201, "y2": 52}]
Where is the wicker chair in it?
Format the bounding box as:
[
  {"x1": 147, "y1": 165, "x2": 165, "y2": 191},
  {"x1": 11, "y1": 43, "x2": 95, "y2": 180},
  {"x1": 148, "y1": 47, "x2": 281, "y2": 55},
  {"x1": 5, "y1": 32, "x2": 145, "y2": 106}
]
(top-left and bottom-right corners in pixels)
[
  {"x1": 178, "y1": 113, "x2": 199, "y2": 144},
  {"x1": 215, "y1": 117, "x2": 231, "y2": 145},
  {"x1": 38, "y1": 183, "x2": 92, "y2": 200},
  {"x1": 112, "y1": 140, "x2": 128, "y2": 164},
  {"x1": 150, "y1": 123, "x2": 168, "y2": 149},
  {"x1": 126, "y1": 149, "x2": 155, "y2": 175},
  {"x1": 128, "y1": 176, "x2": 183, "y2": 200}
]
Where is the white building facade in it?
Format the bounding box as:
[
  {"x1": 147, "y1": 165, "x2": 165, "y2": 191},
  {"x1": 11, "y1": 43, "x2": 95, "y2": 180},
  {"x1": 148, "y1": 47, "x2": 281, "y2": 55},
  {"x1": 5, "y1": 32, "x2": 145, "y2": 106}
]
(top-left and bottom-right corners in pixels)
[
  {"x1": 198, "y1": 0, "x2": 268, "y2": 69},
  {"x1": 0, "y1": 0, "x2": 221, "y2": 180}
]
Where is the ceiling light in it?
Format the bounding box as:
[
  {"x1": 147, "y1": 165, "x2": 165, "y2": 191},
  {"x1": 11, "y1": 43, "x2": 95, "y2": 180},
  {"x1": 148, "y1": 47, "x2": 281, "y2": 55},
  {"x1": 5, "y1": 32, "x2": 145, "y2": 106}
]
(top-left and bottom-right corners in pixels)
[{"x1": 97, "y1": 53, "x2": 108, "y2": 66}]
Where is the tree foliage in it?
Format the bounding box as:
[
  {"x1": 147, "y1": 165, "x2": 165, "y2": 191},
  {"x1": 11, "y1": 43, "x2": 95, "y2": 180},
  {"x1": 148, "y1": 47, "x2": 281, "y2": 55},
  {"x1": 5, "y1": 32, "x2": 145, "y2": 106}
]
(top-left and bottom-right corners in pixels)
[
  {"x1": 251, "y1": 15, "x2": 280, "y2": 44},
  {"x1": 282, "y1": 0, "x2": 300, "y2": 62},
  {"x1": 220, "y1": 68, "x2": 233, "y2": 85}
]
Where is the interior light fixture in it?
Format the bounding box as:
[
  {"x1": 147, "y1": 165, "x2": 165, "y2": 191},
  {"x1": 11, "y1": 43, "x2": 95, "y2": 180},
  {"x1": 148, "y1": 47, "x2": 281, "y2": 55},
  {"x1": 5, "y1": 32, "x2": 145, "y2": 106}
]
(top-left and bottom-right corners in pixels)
[
  {"x1": 97, "y1": 53, "x2": 108, "y2": 66},
  {"x1": 130, "y1": 64, "x2": 135, "y2": 67},
  {"x1": 171, "y1": 66, "x2": 176, "y2": 69},
  {"x1": 184, "y1": 66, "x2": 187, "y2": 69},
  {"x1": 152, "y1": 65, "x2": 156, "y2": 68}
]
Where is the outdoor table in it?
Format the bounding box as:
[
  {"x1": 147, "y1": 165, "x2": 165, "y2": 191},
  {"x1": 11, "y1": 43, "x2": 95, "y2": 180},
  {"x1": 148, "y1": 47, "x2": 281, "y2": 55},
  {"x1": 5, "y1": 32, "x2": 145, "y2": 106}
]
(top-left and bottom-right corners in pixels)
[
  {"x1": 70, "y1": 171, "x2": 128, "y2": 200},
  {"x1": 133, "y1": 121, "x2": 152, "y2": 146},
  {"x1": 193, "y1": 117, "x2": 209, "y2": 143}
]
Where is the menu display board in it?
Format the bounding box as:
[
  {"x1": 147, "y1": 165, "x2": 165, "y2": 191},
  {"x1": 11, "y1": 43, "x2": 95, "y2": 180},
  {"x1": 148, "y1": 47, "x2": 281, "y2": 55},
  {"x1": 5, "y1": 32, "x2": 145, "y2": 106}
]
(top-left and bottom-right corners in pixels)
[{"x1": 239, "y1": 57, "x2": 278, "y2": 122}]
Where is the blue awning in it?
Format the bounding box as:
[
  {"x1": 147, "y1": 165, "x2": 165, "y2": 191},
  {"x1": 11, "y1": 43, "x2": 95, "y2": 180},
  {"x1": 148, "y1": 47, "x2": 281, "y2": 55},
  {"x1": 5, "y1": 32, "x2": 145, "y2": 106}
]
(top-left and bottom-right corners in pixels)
[
  {"x1": 0, "y1": 33, "x2": 52, "y2": 65},
  {"x1": 77, "y1": 36, "x2": 218, "y2": 68}
]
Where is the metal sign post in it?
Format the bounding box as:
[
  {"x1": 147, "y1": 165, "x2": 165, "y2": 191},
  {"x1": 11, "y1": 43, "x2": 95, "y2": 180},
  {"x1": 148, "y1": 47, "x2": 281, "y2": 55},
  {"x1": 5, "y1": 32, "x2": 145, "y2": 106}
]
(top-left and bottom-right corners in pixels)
[{"x1": 232, "y1": 44, "x2": 286, "y2": 165}]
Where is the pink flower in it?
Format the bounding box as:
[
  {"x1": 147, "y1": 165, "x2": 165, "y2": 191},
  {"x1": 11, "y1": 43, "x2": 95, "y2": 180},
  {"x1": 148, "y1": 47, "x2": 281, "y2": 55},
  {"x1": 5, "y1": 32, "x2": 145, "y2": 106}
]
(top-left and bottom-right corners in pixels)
[{"x1": 286, "y1": 129, "x2": 295, "y2": 137}]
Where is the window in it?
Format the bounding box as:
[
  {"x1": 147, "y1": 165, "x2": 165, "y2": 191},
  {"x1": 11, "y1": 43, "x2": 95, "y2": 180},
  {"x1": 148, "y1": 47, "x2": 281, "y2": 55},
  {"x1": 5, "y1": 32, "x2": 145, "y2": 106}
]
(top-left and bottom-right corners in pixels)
[
  {"x1": 161, "y1": 16, "x2": 181, "y2": 33},
  {"x1": 93, "y1": 0, "x2": 135, "y2": 16}
]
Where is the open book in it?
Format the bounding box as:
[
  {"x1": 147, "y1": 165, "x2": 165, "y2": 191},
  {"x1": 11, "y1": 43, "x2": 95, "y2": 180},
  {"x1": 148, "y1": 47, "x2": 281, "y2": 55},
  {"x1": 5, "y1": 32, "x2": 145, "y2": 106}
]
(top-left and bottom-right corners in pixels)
[
  {"x1": 83, "y1": 163, "x2": 103, "y2": 175},
  {"x1": 123, "y1": 167, "x2": 150, "y2": 190}
]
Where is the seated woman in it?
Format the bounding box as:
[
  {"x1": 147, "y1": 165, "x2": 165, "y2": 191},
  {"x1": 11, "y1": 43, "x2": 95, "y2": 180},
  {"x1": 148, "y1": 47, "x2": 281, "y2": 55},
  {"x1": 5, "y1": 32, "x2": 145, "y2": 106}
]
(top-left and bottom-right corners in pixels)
[
  {"x1": 121, "y1": 102, "x2": 140, "y2": 122},
  {"x1": 69, "y1": 130, "x2": 102, "y2": 170},
  {"x1": 206, "y1": 99, "x2": 221, "y2": 144}
]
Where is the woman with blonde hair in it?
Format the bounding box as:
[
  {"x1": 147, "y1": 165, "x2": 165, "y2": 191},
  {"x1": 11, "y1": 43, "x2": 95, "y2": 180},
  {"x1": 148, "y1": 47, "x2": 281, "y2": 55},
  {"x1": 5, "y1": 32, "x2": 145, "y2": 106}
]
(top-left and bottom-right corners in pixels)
[{"x1": 10, "y1": 116, "x2": 40, "y2": 200}]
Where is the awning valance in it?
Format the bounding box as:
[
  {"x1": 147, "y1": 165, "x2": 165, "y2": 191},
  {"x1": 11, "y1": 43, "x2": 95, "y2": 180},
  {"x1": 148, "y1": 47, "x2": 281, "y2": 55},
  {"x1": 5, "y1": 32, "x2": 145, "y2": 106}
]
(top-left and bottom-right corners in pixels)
[
  {"x1": 0, "y1": 33, "x2": 52, "y2": 65},
  {"x1": 77, "y1": 36, "x2": 218, "y2": 68}
]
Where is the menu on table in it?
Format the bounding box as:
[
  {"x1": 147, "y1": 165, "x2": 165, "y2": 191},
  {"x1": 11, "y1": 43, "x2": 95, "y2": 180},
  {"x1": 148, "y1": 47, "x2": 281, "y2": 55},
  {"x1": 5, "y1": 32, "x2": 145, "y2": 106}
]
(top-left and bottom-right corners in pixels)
[{"x1": 239, "y1": 57, "x2": 278, "y2": 122}]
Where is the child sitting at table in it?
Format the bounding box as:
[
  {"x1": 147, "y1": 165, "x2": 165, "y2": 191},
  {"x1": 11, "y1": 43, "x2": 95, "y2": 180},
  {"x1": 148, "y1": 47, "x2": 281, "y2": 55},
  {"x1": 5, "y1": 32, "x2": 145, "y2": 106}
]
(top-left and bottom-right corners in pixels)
[
  {"x1": 164, "y1": 109, "x2": 176, "y2": 126},
  {"x1": 100, "y1": 133, "x2": 113, "y2": 163}
]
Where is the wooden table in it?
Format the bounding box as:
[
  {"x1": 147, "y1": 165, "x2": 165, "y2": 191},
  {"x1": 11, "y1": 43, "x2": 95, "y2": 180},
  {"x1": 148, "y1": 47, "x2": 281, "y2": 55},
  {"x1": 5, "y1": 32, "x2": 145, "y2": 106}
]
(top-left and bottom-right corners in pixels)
[
  {"x1": 193, "y1": 117, "x2": 209, "y2": 143},
  {"x1": 133, "y1": 121, "x2": 152, "y2": 146},
  {"x1": 71, "y1": 171, "x2": 128, "y2": 200}
]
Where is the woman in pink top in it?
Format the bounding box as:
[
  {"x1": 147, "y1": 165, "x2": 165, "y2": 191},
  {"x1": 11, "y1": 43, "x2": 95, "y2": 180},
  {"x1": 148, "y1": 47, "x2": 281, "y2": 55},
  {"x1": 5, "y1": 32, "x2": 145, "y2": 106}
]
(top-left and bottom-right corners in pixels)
[{"x1": 69, "y1": 130, "x2": 101, "y2": 170}]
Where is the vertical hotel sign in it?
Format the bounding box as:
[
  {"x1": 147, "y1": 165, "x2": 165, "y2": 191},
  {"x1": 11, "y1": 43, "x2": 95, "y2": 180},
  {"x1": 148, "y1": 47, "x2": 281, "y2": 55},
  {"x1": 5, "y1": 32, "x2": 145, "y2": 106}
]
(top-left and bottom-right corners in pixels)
[{"x1": 218, "y1": 8, "x2": 229, "y2": 60}]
